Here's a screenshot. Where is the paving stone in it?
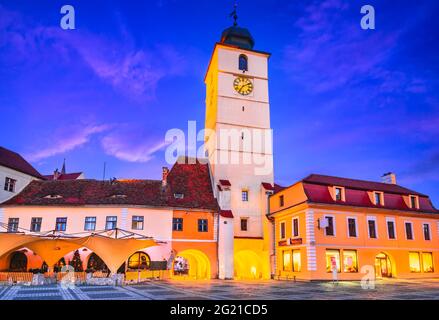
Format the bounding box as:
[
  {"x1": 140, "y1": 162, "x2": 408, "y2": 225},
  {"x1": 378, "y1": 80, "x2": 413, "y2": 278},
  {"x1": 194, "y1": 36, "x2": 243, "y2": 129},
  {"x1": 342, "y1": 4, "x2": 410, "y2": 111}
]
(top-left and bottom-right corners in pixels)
[{"x1": 86, "y1": 292, "x2": 131, "y2": 299}]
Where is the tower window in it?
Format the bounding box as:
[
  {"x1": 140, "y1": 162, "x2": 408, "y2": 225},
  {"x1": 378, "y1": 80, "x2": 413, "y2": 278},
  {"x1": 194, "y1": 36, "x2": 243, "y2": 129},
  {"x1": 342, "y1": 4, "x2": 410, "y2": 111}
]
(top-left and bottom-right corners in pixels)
[
  {"x1": 242, "y1": 190, "x2": 249, "y2": 202},
  {"x1": 239, "y1": 54, "x2": 248, "y2": 71}
]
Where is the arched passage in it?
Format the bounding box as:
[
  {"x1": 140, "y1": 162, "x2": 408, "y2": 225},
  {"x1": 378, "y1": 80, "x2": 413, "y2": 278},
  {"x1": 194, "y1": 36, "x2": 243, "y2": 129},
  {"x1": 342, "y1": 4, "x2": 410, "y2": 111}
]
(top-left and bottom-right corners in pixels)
[
  {"x1": 9, "y1": 251, "x2": 28, "y2": 272},
  {"x1": 234, "y1": 250, "x2": 263, "y2": 280},
  {"x1": 173, "y1": 249, "x2": 211, "y2": 280},
  {"x1": 375, "y1": 252, "x2": 396, "y2": 278}
]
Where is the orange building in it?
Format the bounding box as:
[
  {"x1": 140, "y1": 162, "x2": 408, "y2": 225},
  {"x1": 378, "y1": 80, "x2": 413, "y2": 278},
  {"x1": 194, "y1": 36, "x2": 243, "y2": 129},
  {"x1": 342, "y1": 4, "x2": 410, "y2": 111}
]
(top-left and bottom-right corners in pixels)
[{"x1": 269, "y1": 173, "x2": 439, "y2": 280}]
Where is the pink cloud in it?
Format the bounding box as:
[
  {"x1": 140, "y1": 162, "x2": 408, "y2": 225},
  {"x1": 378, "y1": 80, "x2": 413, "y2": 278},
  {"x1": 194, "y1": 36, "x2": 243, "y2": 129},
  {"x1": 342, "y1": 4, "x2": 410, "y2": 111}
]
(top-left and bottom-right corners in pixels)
[
  {"x1": 0, "y1": 5, "x2": 186, "y2": 101},
  {"x1": 26, "y1": 124, "x2": 110, "y2": 162},
  {"x1": 100, "y1": 125, "x2": 170, "y2": 163}
]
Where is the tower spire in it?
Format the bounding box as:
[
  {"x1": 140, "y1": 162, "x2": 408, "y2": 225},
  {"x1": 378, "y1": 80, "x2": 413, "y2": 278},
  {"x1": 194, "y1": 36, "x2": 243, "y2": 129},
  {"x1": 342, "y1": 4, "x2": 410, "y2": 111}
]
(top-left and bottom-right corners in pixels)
[
  {"x1": 61, "y1": 158, "x2": 66, "y2": 175},
  {"x1": 230, "y1": 1, "x2": 238, "y2": 26}
]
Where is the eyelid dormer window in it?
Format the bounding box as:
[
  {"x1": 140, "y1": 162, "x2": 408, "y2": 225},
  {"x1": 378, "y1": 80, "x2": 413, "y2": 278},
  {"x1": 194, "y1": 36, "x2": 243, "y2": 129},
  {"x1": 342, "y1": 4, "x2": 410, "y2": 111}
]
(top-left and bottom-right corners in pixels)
[{"x1": 239, "y1": 54, "x2": 248, "y2": 72}]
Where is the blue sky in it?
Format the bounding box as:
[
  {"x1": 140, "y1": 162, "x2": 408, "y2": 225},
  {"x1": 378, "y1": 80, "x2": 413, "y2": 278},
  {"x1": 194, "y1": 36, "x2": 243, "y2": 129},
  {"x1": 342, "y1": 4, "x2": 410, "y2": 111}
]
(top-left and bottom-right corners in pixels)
[{"x1": 0, "y1": 0, "x2": 438, "y2": 205}]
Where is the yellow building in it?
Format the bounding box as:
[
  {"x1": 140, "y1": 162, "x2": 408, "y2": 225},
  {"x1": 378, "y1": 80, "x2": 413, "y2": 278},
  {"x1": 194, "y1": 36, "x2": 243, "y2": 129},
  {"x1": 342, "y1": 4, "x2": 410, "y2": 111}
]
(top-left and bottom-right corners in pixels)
[{"x1": 269, "y1": 173, "x2": 439, "y2": 280}]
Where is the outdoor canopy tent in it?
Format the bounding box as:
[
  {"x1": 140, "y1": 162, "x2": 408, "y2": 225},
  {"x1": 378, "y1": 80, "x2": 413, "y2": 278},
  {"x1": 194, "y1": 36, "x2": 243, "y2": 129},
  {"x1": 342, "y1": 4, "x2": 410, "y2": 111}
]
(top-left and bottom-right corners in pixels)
[{"x1": 0, "y1": 232, "x2": 158, "y2": 274}]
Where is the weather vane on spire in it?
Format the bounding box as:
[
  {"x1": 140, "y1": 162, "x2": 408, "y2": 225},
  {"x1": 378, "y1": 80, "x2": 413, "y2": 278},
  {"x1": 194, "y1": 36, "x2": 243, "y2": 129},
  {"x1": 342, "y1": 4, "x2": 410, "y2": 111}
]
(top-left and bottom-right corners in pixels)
[{"x1": 230, "y1": 1, "x2": 238, "y2": 26}]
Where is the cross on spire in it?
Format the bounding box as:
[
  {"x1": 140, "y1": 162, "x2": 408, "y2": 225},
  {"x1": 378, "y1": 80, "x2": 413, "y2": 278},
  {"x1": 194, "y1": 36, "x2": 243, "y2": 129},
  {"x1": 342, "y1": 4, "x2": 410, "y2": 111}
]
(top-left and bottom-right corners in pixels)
[{"x1": 230, "y1": 1, "x2": 238, "y2": 26}]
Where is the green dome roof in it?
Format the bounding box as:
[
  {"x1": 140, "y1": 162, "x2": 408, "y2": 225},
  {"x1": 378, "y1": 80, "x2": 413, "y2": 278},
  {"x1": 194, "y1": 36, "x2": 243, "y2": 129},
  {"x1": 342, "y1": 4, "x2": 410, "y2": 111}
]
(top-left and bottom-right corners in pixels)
[{"x1": 220, "y1": 26, "x2": 255, "y2": 50}]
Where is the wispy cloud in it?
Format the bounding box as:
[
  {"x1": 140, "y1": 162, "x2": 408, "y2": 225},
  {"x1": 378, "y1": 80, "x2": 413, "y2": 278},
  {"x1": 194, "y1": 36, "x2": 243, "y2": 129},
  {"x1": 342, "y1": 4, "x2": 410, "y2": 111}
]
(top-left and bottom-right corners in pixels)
[
  {"x1": 26, "y1": 124, "x2": 109, "y2": 162},
  {"x1": 0, "y1": 5, "x2": 186, "y2": 101},
  {"x1": 101, "y1": 125, "x2": 170, "y2": 163},
  {"x1": 284, "y1": 0, "x2": 401, "y2": 93}
]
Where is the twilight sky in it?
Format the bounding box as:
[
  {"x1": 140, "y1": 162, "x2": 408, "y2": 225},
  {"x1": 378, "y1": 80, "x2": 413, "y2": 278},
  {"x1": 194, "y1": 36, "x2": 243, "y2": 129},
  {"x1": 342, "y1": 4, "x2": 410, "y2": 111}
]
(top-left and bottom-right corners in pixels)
[{"x1": 1, "y1": 0, "x2": 438, "y2": 205}]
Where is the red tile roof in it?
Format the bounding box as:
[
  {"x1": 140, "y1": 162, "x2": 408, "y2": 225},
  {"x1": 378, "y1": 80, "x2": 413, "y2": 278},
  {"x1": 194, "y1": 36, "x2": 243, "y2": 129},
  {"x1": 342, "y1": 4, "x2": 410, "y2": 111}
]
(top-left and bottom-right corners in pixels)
[
  {"x1": 219, "y1": 179, "x2": 231, "y2": 186},
  {"x1": 220, "y1": 210, "x2": 234, "y2": 218},
  {"x1": 300, "y1": 174, "x2": 438, "y2": 214},
  {"x1": 261, "y1": 182, "x2": 274, "y2": 191},
  {"x1": 303, "y1": 174, "x2": 426, "y2": 196},
  {"x1": 2, "y1": 159, "x2": 219, "y2": 211},
  {"x1": 0, "y1": 146, "x2": 44, "y2": 179},
  {"x1": 44, "y1": 172, "x2": 83, "y2": 181}
]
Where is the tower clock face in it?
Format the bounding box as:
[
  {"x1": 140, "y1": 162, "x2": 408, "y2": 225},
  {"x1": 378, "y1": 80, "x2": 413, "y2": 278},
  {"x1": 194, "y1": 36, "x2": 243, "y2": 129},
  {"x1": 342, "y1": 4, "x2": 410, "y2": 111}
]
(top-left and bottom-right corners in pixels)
[{"x1": 233, "y1": 77, "x2": 253, "y2": 96}]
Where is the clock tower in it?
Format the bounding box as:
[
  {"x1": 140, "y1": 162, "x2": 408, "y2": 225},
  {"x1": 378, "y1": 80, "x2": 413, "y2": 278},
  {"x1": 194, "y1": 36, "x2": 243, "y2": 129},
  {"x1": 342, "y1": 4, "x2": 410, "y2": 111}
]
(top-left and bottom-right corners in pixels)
[{"x1": 204, "y1": 16, "x2": 274, "y2": 280}]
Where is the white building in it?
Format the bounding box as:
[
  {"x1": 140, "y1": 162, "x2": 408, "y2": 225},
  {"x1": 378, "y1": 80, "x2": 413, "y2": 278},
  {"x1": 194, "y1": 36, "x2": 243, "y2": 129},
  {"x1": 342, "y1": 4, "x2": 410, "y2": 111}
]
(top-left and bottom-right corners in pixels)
[
  {"x1": 205, "y1": 22, "x2": 275, "y2": 279},
  {"x1": 0, "y1": 146, "x2": 44, "y2": 204}
]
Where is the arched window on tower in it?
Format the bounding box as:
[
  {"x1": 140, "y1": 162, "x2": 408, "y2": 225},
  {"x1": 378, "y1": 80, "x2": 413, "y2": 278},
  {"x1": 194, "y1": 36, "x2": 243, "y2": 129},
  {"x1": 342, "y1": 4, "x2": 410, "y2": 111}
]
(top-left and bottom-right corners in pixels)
[{"x1": 239, "y1": 54, "x2": 248, "y2": 72}]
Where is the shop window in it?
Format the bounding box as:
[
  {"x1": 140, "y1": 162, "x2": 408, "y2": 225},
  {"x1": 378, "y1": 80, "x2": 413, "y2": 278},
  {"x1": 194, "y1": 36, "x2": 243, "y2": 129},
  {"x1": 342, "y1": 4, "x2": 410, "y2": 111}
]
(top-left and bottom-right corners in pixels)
[
  {"x1": 409, "y1": 252, "x2": 421, "y2": 273},
  {"x1": 282, "y1": 251, "x2": 292, "y2": 271},
  {"x1": 292, "y1": 250, "x2": 301, "y2": 272},
  {"x1": 422, "y1": 252, "x2": 434, "y2": 273},
  {"x1": 326, "y1": 249, "x2": 341, "y2": 273},
  {"x1": 343, "y1": 250, "x2": 358, "y2": 273},
  {"x1": 128, "y1": 252, "x2": 151, "y2": 270}
]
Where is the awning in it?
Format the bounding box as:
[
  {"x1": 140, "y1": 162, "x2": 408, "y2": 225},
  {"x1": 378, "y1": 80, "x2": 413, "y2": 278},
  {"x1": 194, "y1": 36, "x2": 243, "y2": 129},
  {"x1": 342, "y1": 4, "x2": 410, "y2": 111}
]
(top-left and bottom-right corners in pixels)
[
  {"x1": 80, "y1": 236, "x2": 156, "y2": 274},
  {"x1": 0, "y1": 233, "x2": 158, "y2": 274}
]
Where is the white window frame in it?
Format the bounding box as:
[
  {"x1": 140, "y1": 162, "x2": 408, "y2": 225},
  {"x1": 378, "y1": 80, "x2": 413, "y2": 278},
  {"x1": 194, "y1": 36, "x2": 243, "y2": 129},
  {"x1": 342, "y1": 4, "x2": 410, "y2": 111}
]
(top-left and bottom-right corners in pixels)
[
  {"x1": 409, "y1": 195, "x2": 419, "y2": 209},
  {"x1": 386, "y1": 217, "x2": 397, "y2": 240},
  {"x1": 333, "y1": 186, "x2": 345, "y2": 202},
  {"x1": 324, "y1": 215, "x2": 336, "y2": 237},
  {"x1": 373, "y1": 191, "x2": 384, "y2": 206},
  {"x1": 346, "y1": 216, "x2": 358, "y2": 238},
  {"x1": 404, "y1": 221, "x2": 414, "y2": 240},
  {"x1": 292, "y1": 217, "x2": 300, "y2": 238},
  {"x1": 280, "y1": 221, "x2": 286, "y2": 240},
  {"x1": 423, "y1": 222, "x2": 432, "y2": 241},
  {"x1": 366, "y1": 216, "x2": 378, "y2": 239}
]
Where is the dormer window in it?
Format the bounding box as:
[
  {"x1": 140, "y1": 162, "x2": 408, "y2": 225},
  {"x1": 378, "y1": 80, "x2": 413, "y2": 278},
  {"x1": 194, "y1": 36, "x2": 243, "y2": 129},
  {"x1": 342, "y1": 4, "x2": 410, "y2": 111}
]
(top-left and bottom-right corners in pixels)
[
  {"x1": 174, "y1": 193, "x2": 184, "y2": 199},
  {"x1": 239, "y1": 54, "x2": 248, "y2": 71},
  {"x1": 374, "y1": 192, "x2": 384, "y2": 206},
  {"x1": 334, "y1": 187, "x2": 345, "y2": 201},
  {"x1": 110, "y1": 194, "x2": 127, "y2": 199},
  {"x1": 44, "y1": 194, "x2": 63, "y2": 199},
  {"x1": 409, "y1": 195, "x2": 419, "y2": 209}
]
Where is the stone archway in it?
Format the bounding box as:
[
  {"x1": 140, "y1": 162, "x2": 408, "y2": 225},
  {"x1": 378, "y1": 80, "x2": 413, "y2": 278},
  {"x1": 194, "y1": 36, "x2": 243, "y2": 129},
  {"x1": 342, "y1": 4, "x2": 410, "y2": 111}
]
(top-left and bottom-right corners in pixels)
[
  {"x1": 375, "y1": 252, "x2": 395, "y2": 278},
  {"x1": 172, "y1": 249, "x2": 211, "y2": 280},
  {"x1": 234, "y1": 250, "x2": 263, "y2": 280},
  {"x1": 9, "y1": 251, "x2": 28, "y2": 272}
]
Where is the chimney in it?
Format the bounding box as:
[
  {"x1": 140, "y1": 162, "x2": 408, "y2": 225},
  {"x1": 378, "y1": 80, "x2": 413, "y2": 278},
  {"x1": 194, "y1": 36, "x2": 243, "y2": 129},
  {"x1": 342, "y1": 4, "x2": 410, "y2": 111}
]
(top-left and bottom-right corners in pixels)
[
  {"x1": 382, "y1": 172, "x2": 397, "y2": 185},
  {"x1": 162, "y1": 167, "x2": 170, "y2": 187},
  {"x1": 53, "y1": 169, "x2": 60, "y2": 180}
]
